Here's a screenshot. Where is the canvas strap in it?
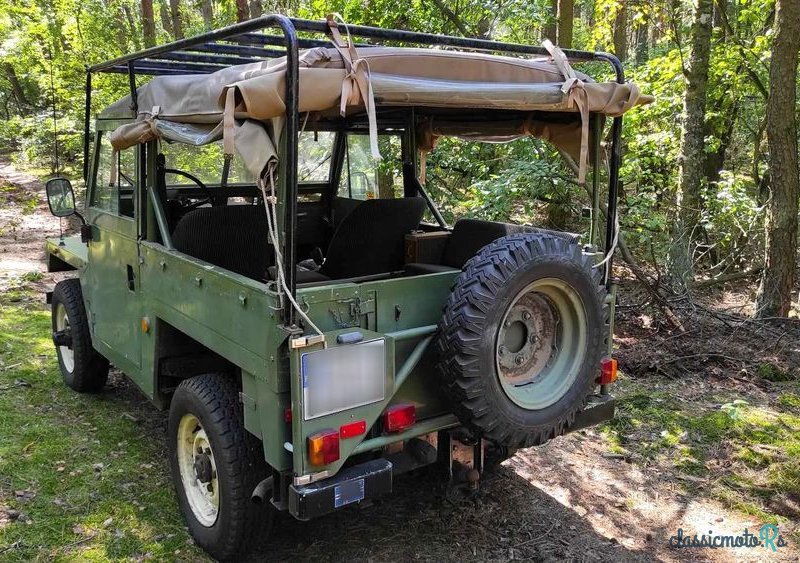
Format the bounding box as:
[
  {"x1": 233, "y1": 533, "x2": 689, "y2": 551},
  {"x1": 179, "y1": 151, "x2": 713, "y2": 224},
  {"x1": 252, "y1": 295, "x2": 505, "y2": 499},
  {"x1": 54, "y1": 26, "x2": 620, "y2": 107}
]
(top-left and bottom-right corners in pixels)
[
  {"x1": 543, "y1": 40, "x2": 589, "y2": 184},
  {"x1": 222, "y1": 88, "x2": 237, "y2": 157},
  {"x1": 327, "y1": 14, "x2": 381, "y2": 160}
]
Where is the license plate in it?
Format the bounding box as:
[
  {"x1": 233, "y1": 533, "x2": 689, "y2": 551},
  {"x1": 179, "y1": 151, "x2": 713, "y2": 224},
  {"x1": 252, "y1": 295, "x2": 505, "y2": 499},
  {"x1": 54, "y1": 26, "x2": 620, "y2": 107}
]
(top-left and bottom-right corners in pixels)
[{"x1": 334, "y1": 478, "x2": 365, "y2": 508}]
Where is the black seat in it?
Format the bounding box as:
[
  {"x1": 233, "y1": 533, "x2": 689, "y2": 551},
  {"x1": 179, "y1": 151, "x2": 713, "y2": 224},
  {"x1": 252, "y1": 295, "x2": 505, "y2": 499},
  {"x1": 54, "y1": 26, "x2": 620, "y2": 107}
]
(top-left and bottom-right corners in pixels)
[
  {"x1": 172, "y1": 205, "x2": 273, "y2": 280},
  {"x1": 406, "y1": 218, "x2": 581, "y2": 274},
  {"x1": 318, "y1": 197, "x2": 427, "y2": 279}
]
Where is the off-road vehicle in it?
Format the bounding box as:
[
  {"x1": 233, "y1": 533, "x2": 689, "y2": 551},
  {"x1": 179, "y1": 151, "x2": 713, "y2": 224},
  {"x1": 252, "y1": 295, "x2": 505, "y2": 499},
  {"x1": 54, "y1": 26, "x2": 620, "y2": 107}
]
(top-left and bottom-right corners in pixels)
[{"x1": 43, "y1": 15, "x2": 649, "y2": 560}]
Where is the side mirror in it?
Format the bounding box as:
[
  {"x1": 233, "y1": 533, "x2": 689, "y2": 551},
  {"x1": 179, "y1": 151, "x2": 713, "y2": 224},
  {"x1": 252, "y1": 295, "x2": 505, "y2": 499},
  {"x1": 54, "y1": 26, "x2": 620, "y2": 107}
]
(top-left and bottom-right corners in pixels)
[{"x1": 45, "y1": 177, "x2": 76, "y2": 217}]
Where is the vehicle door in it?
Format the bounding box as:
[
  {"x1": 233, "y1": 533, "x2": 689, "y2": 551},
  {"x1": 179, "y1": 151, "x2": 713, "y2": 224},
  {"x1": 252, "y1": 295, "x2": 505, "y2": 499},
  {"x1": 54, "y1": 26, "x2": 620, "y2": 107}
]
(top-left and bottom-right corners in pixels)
[{"x1": 82, "y1": 126, "x2": 142, "y2": 376}]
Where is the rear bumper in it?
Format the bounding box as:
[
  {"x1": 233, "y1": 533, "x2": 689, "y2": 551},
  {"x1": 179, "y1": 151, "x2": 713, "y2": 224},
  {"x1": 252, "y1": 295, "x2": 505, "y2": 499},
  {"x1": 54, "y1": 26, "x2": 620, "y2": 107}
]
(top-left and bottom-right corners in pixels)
[
  {"x1": 568, "y1": 393, "x2": 615, "y2": 432},
  {"x1": 286, "y1": 395, "x2": 613, "y2": 521},
  {"x1": 288, "y1": 459, "x2": 393, "y2": 521}
]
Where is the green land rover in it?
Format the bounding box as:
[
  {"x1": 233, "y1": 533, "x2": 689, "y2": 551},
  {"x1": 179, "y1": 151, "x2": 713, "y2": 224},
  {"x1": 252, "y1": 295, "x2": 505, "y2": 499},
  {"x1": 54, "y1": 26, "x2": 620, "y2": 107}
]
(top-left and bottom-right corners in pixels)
[{"x1": 42, "y1": 14, "x2": 648, "y2": 561}]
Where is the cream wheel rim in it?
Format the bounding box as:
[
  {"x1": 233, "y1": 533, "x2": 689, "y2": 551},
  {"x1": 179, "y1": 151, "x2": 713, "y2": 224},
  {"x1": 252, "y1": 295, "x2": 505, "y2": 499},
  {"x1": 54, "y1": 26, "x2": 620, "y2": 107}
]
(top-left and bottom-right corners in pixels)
[
  {"x1": 55, "y1": 303, "x2": 74, "y2": 373},
  {"x1": 177, "y1": 413, "x2": 220, "y2": 527}
]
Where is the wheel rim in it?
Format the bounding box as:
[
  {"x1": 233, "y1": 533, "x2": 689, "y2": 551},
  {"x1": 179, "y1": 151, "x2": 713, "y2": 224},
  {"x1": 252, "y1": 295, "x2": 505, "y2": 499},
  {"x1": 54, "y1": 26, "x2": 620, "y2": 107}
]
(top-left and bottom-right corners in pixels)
[
  {"x1": 495, "y1": 278, "x2": 588, "y2": 410},
  {"x1": 55, "y1": 303, "x2": 74, "y2": 373},
  {"x1": 177, "y1": 413, "x2": 220, "y2": 527}
]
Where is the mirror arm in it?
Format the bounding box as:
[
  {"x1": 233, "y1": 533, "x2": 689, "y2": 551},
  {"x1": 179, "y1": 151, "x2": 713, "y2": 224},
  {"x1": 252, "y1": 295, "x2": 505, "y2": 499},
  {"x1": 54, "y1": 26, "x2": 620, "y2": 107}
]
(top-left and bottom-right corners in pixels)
[{"x1": 72, "y1": 210, "x2": 87, "y2": 225}]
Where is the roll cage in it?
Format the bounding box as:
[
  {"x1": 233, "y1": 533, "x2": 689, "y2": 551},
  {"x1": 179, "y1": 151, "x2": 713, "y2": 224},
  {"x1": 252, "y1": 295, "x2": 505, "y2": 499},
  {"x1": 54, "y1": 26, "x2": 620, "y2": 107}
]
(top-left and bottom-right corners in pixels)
[{"x1": 84, "y1": 15, "x2": 624, "y2": 328}]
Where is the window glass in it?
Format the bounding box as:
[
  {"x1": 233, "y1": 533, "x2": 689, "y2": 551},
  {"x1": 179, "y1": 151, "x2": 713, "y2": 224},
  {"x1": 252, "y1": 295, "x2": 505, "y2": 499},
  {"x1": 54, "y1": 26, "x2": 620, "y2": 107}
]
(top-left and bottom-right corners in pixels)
[
  {"x1": 338, "y1": 134, "x2": 402, "y2": 200},
  {"x1": 92, "y1": 133, "x2": 136, "y2": 218},
  {"x1": 298, "y1": 131, "x2": 334, "y2": 182},
  {"x1": 159, "y1": 140, "x2": 254, "y2": 187}
]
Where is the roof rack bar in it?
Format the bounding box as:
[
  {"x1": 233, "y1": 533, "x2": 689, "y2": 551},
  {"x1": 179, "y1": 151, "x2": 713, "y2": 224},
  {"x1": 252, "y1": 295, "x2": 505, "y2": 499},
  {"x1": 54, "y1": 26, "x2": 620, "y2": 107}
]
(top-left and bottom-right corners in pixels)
[
  {"x1": 287, "y1": 18, "x2": 623, "y2": 82},
  {"x1": 107, "y1": 65, "x2": 205, "y2": 76},
  {"x1": 90, "y1": 16, "x2": 297, "y2": 72},
  {"x1": 187, "y1": 42, "x2": 284, "y2": 59},
  {"x1": 230, "y1": 32, "x2": 333, "y2": 49},
  {"x1": 149, "y1": 51, "x2": 260, "y2": 66}
]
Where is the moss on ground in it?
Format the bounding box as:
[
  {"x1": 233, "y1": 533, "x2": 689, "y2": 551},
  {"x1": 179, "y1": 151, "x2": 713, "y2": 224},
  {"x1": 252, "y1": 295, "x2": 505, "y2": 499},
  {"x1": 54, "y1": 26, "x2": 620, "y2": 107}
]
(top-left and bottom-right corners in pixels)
[
  {"x1": 601, "y1": 377, "x2": 800, "y2": 537},
  {"x1": 0, "y1": 292, "x2": 208, "y2": 561}
]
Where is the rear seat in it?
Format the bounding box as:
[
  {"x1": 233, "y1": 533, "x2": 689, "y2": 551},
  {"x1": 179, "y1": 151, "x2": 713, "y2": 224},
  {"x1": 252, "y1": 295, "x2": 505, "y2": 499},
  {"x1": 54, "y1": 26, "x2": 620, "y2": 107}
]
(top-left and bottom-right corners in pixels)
[
  {"x1": 172, "y1": 205, "x2": 273, "y2": 280},
  {"x1": 405, "y1": 218, "x2": 581, "y2": 274}
]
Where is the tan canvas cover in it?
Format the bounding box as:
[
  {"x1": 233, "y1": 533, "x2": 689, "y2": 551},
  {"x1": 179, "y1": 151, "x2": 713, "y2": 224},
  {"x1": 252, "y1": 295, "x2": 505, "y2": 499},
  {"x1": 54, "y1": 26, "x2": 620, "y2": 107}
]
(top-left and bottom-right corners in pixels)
[{"x1": 107, "y1": 31, "x2": 652, "y2": 182}]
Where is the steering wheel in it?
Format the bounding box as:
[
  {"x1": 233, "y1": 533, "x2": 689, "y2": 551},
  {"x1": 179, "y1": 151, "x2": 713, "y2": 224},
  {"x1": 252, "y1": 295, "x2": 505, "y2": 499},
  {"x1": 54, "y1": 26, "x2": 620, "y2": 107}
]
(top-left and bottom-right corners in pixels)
[{"x1": 164, "y1": 168, "x2": 215, "y2": 210}]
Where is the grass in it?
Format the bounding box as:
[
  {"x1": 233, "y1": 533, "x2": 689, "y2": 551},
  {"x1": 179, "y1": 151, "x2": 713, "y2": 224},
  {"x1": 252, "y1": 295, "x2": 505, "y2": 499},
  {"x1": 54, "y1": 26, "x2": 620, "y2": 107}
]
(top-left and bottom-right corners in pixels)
[
  {"x1": 0, "y1": 289, "x2": 208, "y2": 561},
  {"x1": 601, "y1": 376, "x2": 800, "y2": 538}
]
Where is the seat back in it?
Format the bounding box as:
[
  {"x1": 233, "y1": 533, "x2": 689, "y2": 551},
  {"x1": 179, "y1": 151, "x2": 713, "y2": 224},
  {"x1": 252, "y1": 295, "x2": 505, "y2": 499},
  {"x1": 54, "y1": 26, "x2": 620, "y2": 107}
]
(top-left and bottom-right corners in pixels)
[
  {"x1": 442, "y1": 218, "x2": 581, "y2": 269},
  {"x1": 321, "y1": 198, "x2": 426, "y2": 279},
  {"x1": 172, "y1": 205, "x2": 273, "y2": 280}
]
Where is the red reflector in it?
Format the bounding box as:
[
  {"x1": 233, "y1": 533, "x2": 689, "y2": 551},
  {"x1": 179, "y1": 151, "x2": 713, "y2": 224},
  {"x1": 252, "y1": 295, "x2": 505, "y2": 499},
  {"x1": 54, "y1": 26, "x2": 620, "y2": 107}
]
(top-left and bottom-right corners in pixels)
[
  {"x1": 284, "y1": 407, "x2": 293, "y2": 423},
  {"x1": 307, "y1": 429, "x2": 339, "y2": 466},
  {"x1": 599, "y1": 358, "x2": 618, "y2": 385},
  {"x1": 384, "y1": 403, "x2": 416, "y2": 433},
  {"x1": 340, "y1": 420, "x2": 366, "y2": 438}
]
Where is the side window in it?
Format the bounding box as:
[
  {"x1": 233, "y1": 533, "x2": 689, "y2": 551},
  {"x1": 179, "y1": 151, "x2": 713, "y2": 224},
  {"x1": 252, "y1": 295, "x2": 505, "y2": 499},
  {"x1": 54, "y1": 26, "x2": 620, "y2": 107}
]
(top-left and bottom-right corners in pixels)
[
  {"x1": 338, "y1": 134, "x2": 402, "y2": 200},
  {"x1": 92, "y1": 133, "x2": 136, "y2": 218},
  {"x1": 298, "y1": 131, "x2": 334, "y2": 183}
]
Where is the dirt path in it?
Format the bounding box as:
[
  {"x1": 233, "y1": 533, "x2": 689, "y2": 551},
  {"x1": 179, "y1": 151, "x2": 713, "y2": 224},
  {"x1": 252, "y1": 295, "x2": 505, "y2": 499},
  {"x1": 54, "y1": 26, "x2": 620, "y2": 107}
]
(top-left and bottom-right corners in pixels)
[{"x1": 1, "y1": 159, "x2": 797, "y2": 562}]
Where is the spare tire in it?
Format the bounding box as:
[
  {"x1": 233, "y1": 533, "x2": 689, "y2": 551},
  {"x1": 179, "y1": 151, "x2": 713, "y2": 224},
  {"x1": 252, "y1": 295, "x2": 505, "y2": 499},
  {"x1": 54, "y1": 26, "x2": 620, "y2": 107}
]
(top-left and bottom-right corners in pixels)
[{"x1": 437, "y1": 233, "x2": 608, "y2": 449}]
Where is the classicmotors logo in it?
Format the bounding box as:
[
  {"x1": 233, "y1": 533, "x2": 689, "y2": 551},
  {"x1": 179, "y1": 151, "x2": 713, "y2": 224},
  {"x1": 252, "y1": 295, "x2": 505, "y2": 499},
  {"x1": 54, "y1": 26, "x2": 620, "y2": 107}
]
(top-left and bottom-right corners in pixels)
[{"x1": 669, "y1": 524, "x2": 788, "y2": 552}]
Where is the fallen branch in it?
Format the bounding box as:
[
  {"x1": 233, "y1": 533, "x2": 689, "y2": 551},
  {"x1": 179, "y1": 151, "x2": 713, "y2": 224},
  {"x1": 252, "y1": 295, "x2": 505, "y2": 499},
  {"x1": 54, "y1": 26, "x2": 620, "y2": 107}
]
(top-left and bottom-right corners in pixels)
[{"x1": 694, "y1": 267, "x2": 763, "y2": 289}]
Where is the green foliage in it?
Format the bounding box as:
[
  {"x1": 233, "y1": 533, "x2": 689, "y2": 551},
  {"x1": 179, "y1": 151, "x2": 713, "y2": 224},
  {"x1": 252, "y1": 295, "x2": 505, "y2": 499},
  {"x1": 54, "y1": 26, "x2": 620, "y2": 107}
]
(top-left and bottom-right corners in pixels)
[{"x1": 0, "y1": 0, "x2": 784, "y2": 277}]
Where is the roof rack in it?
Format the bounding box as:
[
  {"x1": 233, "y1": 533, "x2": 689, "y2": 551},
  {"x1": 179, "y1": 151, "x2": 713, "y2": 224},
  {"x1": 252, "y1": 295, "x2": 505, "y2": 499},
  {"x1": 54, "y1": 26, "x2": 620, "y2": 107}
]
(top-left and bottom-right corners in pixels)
[{"x1": 83, "y1": 15, "x2": 624, "y2": 326}]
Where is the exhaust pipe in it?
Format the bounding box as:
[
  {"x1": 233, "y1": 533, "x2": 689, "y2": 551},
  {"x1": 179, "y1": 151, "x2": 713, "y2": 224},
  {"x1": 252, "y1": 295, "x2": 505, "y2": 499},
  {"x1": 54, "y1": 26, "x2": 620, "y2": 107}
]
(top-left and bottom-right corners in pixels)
[{"x1": 251, "y1": 476, "x2": 273, "y2": 505}]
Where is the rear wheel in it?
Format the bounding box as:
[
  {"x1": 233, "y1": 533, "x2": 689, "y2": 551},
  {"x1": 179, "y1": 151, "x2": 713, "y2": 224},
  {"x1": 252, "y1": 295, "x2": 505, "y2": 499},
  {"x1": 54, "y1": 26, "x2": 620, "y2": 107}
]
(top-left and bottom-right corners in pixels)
[
  {"x1": 437, "y1": 233, "x2": 608, "y2": 449},
  {"x1": 168, "y1": 374, "x2": 272, "y2": 561},
  {"x1": 51, "y1": 279, "x2": 109, "y2": 392}
]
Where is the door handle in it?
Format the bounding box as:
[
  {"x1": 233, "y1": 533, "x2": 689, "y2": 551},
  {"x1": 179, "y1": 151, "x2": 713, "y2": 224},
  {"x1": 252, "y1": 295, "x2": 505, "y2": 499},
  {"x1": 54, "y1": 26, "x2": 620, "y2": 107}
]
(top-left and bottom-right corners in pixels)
[{"x1": 126, "y1": 264, "x2": 136, "y2": 291}]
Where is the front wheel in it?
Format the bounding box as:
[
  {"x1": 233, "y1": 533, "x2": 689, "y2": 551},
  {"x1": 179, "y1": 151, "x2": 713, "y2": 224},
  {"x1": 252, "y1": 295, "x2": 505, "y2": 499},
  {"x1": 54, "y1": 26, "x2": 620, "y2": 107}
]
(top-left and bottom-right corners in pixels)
[
  {"x1": 168, "y1": 374, "x2": 272, "y2": 561},
  {"x1": 51, "y1": 278, "x2": 109, "y2": 392}
]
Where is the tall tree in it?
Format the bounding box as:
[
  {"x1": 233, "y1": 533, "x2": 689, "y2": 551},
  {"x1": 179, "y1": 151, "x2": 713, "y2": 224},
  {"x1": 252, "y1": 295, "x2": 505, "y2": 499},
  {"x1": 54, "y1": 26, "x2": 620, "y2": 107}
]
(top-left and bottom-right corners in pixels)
[
  {"x1": 141, "y1": 0, "x2": 156, "y2": 47},
  {"x1": 235, "y1": 0, "x2": 250, "y2": 22},
  {"x1": 613, "y1": 2, "x2": 627, "y2": 60},
  {"x1": 543, "y1": 0, "x2": 557, "y2": 41},
  {"x1": 755, "y1": 0, "x2": 800, "y2": 318},
  {"x1": 249, "y1": 0, "x2": 263, "y2": 19},
  {"x1": 557, "y1": 0, "x2": 574, "y2": 47},
  {"x1": 169, "y1": 0, "x2": 183, "y2": 38},
  {"x1": 196, "y1": 0, "x2": 213, "y2": 29},
  {"x1": 667, "y1": 0, "x2": 713, "y2": 292}
]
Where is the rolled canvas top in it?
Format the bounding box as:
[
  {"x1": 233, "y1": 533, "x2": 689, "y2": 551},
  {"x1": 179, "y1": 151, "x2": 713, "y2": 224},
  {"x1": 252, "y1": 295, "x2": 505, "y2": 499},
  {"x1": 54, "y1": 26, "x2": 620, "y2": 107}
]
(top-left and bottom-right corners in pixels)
[{"x1": 105, "y1": 45, "x2": 653, "y2": 179}]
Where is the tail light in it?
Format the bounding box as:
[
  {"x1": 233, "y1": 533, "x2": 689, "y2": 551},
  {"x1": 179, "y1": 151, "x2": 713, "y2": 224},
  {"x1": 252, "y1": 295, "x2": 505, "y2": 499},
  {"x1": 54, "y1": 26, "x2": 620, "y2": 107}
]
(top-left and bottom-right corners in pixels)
[
  {"x1": 307, "y1": 429, "x2": 340, "y2": 466},
  {"x1": 340, "y1": 420, "x2": 367, "y2": 438},
  {"x1": 599, "y1": 358, "x2": 618, "y2": 385},
  {"x1": 384, "y1": 403, "x2": 416, "y2": 433}
]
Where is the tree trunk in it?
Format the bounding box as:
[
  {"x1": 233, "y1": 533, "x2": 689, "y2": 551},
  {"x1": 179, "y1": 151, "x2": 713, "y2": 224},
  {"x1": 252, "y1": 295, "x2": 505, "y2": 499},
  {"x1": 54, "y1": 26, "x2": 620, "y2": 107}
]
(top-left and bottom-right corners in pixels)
[
  {"x1": 123, "y1": 5, "x2": 142, "y2": 50},
  {"x1": 235, "y1": 0, "x2": 250, "y2": 22},
  {"x1": 169, "y1": 0, "x2": 183, "y2": 38},
  {"x1": 249, "y1": 0, "x2": 263, "y2": 18},
  {"x1": 557, "y1": 0, "x2": 574, "y2": 47},
  {"x1": 634, "y1": 20, "x2": 648, "y2": 64},
  {"x1": 141, "y1": 0, "x2": 156, "y2": 48},
  {"x1": 755, "y1": 0, "x2": 800, "y2": 318},
  {"x1": 159, "y1": 0, "x2": 172, "y2": 36},
  {"x1": 543, "y1": 0, "x2": 558, "y2": 41},
  {"x1": 196, "y1": 0, "x2": 213, "y2": 29},
  {"x1": 667, "y1": 0, "x2": 713, "y2": 292},
  {"x1": 1, "y1": 62, "x2": 30, "y2": 112},
  {"x1": 613, "y1": 2, "x2": 627, "y2": 60}
]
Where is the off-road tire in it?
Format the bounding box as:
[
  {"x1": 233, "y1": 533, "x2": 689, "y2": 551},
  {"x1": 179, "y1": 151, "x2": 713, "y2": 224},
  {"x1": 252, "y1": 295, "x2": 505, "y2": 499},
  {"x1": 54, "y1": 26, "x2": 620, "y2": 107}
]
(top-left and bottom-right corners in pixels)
[
  {"x1": 51, "y1": 278, "x2": 109, "y2": 392},
  {"x1": 437, "y1": 233, "x2": 608, "y2": 449},
  {"x1": 168, "y1": 374, "x2": 272, "y2": 561}
]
